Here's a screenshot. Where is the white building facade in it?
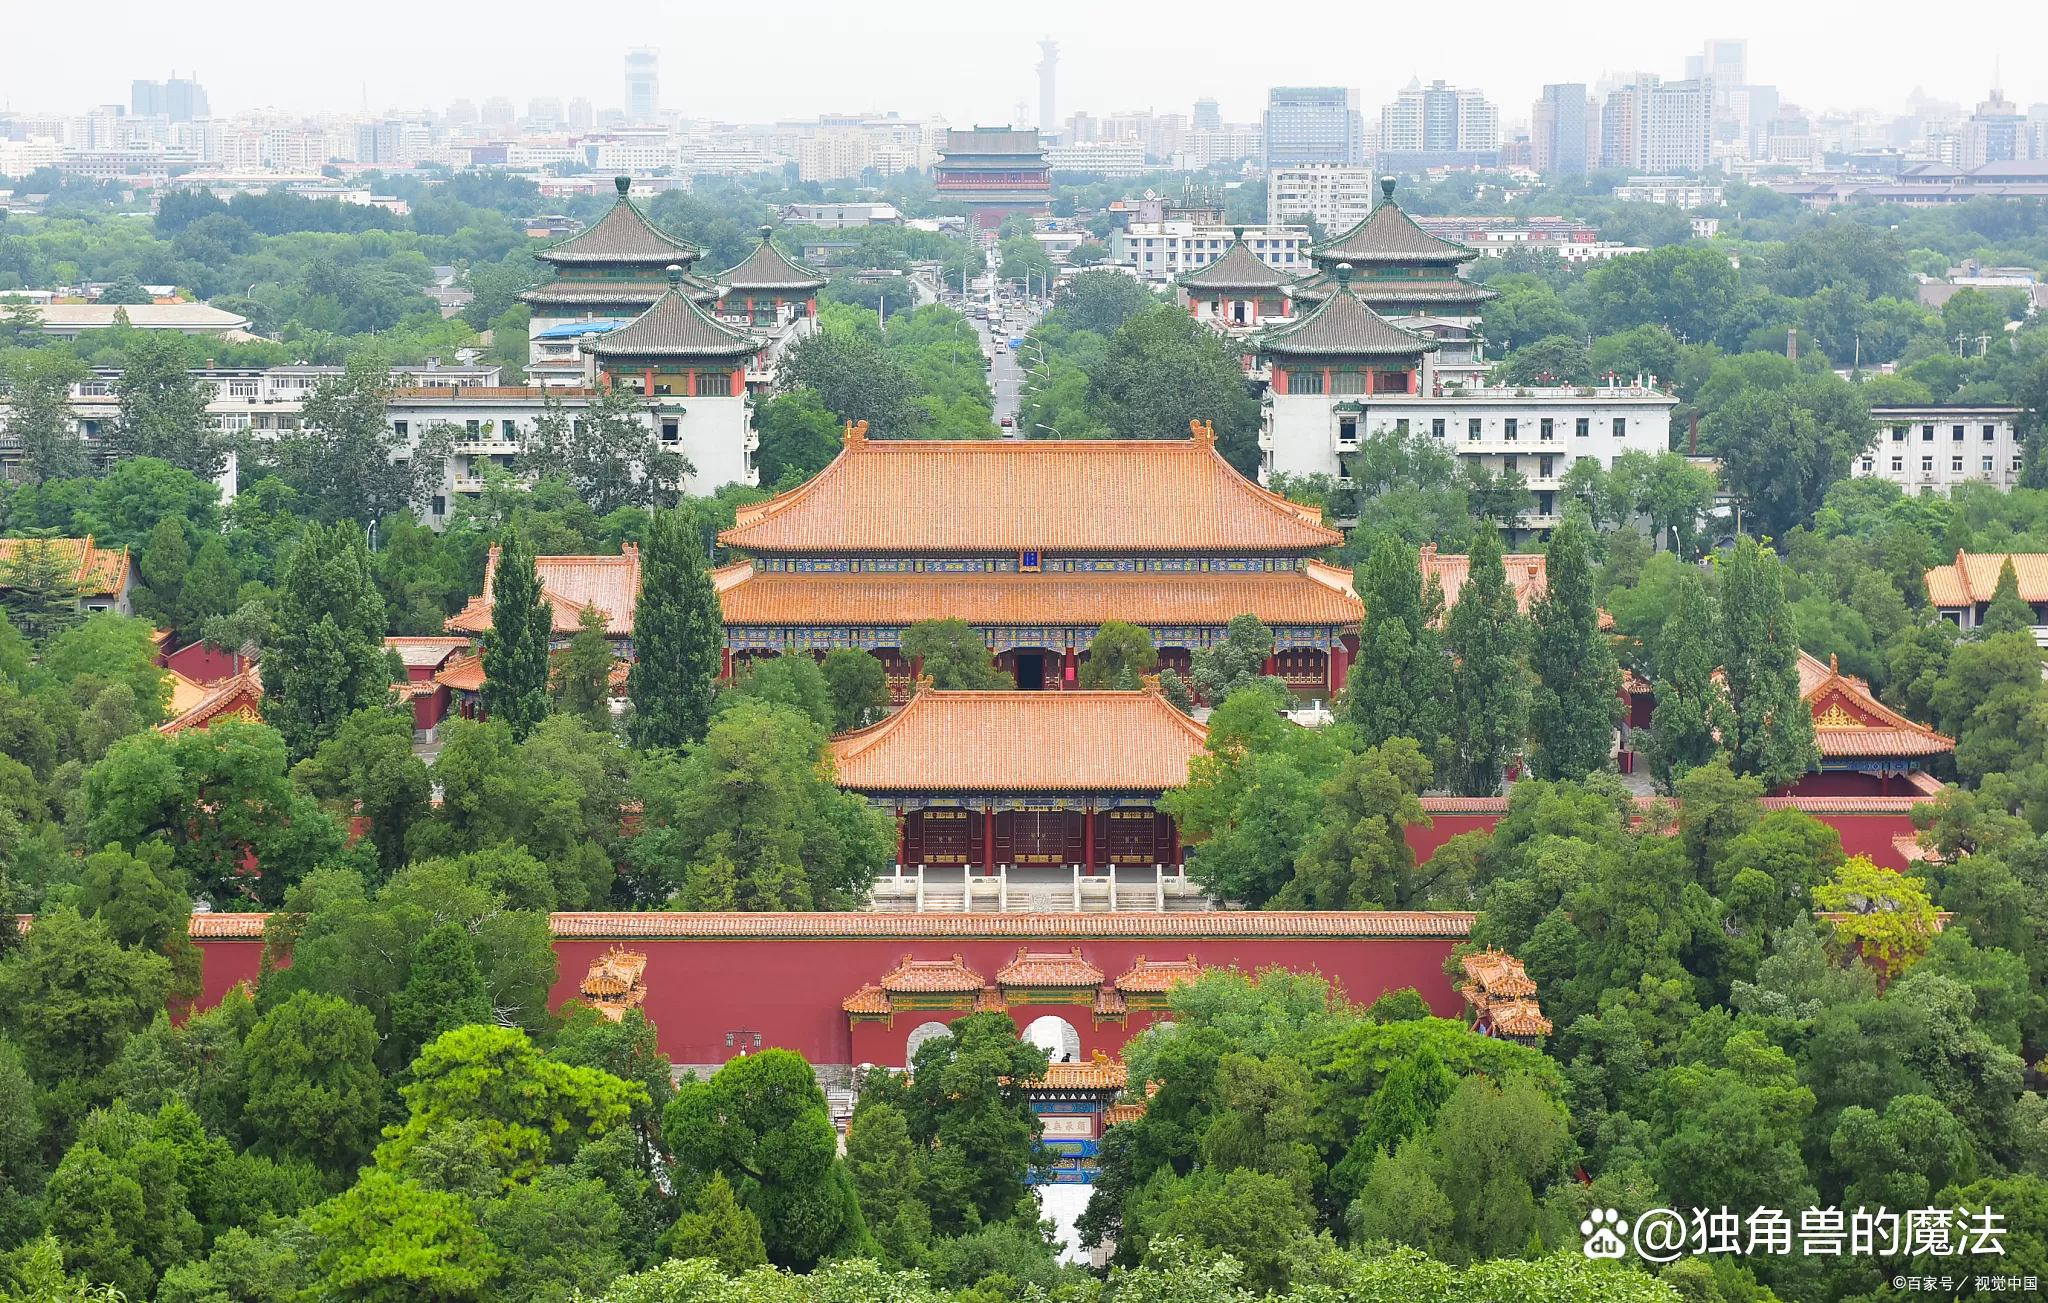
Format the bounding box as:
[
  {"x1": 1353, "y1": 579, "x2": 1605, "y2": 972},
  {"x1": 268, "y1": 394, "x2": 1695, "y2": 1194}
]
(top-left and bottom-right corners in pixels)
[
  {"x1": 1267, "y1": 164, "x2": 1379, "y2": 231},
  {"x1": 1852, "y1": 406, "x2": 2024, "y2": 494},
  {"x1": 1110, "y1": 221, "x2": 1310, "y2": 282}
]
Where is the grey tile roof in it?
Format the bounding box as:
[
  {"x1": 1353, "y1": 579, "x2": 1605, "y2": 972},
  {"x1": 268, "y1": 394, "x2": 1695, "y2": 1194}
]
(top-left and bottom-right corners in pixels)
[
  {"x1": 1311, "y1": 197, "x2": 1475, "y2": 266},
  {"x1": 520, "y1": 274, "x2": 719, "y2": 309},
  {"x1": 535, "y1": 184, "x2": 704, "y2": 266},
  {"x1": 1260, "y1": 277, "x2": 1437, "y2": 359},
  {"x1": 1292, "y1": 273, "x2": 1496, "y2": 308},
  {"x1": 586, "y1": 281, "x2": 761, "y2": 361},
  {"x1": 1177, "y1": 239, "x2": 1296, "y2": 291},
  {"x1": 719, "y1": 230, "x2": 827, "y2": 292}
]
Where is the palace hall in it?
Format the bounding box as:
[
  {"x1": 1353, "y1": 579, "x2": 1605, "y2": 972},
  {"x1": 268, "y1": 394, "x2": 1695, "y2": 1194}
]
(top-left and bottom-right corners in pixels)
[{"x1": 713, "y1": 421, "x2": 1364, "y2": 699}]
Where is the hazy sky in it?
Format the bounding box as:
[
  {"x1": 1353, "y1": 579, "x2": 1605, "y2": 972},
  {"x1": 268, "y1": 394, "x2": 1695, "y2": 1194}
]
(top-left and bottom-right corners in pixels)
[{"x1": 4, "y1": 0, "x2": 2044, "y2": 127}]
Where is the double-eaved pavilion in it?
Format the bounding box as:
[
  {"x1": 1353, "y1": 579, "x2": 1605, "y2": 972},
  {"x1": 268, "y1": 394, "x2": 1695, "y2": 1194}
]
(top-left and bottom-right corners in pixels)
[
  {"x1": 1175, "y1": 229, "x2": 1297, "y2": 328},
  {"x1": 715, "y1": 226, "x2": 827, "y2": 327},
  {"x1": 1291, "y1": 178, "x2": 1496, "y2": 323},
  {"x1": 714, "y1": 422, "x2": 1363, "y2": 697}
]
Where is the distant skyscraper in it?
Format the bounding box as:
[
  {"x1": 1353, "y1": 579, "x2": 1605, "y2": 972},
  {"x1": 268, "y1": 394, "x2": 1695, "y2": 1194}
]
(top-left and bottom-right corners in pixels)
[
  {"x1": 1532, "y1": 84, "x2": 1593, "y2": 176},
  {"x1": 131, "y1": 77, "x2": 209, "y2": 122},
  {"x1": 1193, "y1": 97, "x2": 1221, "y2": 131},
  {"x1": 1264, "y1": 87, "x2": 1366, "y2": 168},
  {"x1": 1036, "y1": 40, "x2": 1059, "y2": 136},
  {"x1": 481, "y1": 97, "x2": 515, "y2": 131},
  {"x1": 1380, "y1": 79, "x2": 1499, "y2": 166},
  {"x1": 625, "y1": 47, "x2": 660, "y2": 121},
  {"x1": 568, "y1": 98, "x2": 594, "y2": 131},
  {"x1": 527, "y1": 97, "x2": 564, "y2": 130},
  {"x1": 447, "y1": 98, "x2": 478, "y2": 125},
  {"x1": 1703, "y1": 40, "x2": 1747, "y2": 91},
  {"x1": 1602, "y1": 75, "x2": 1713, "y2": 172}
]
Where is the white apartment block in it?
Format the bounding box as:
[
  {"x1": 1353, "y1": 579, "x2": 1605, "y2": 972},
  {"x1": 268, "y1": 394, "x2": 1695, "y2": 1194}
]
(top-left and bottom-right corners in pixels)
[
  {"x1": 1852, "y1": 407, "x2": 2023, "y2": 495},
  {"x1": 1111, "y1": 222, "x2": 1310, "y2": 282},
  {"x1": 0, "y1": 363, "x2": 758, "y2": 524},
  {"x1": 1261, "y1": 380, "x2": 1677, "y2": 537},
  {"x1": 0, "y1": 137, "x2": 62, "y2": 179},
  {"x1": 1045, "y1": 140, "x2": 1147, "y2": 177},
  {"x1": 796, "y1": 131, "x2": 871, "y2": 182},
  {"x1": 1267, "y1": 164, "x2": 1379, "y2": 230}
]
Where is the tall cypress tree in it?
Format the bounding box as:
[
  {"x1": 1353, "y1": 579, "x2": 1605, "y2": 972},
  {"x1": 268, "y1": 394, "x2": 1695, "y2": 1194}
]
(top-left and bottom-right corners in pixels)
[
  {"x1": 1719, "y1": 534, "x2": 1819, "y2": 789},
  {"x1": 1527, "y1": 514, "x2": 1622, "y2": 780},
  {"x1": 263, "y1": 520, "x2": 389, "y2": 758},
  {"x1": 1444, "y1": 528, "x2": 1527, "y2": 796},
  {"x1": 630, "y1": 508, "x2": 723, "y2": 750},
  {"x1": 1346, "y1": 535, "x2": 1450, "y2": 755},
  {"x1": 1647, "y1": 566, "x2": 1733, "y2": 791},
  {"x1": 1980, "y1": 557, "x2": 2034, "y2": 636},
  {"x1": 389, "y1": 921, "x2": 492, "y2": 1066},
  {"x1": 480, "y1": 533, "x2": 552, "y2": 740}
]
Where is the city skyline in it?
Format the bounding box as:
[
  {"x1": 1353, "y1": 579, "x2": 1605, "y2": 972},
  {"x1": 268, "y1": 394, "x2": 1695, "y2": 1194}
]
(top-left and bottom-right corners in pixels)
[{"x1": 3, "y1": 0, "x2": 2043, "y2": 129}]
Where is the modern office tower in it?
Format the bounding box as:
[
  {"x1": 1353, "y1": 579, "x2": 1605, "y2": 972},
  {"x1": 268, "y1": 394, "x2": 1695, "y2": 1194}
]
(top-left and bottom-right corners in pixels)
[
  {"x1": 1264, "y1": 87, "x2": 1366, "y2": 168},
  {"x1": 1532, "y1": 83, "x2": 1594, "y2": 176},
  {"x1": 625, "y1": 48, "x2": 660, "y2": 121},
  {"x1": 1036, "y1": 40, "x2": 1059, "y2": 136}
]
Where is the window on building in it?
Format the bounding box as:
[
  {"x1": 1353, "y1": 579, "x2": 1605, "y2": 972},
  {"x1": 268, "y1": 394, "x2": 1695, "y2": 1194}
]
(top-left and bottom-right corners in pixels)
[
  {"x1": 1862, "y1": 457, "x2": 1874, "y2": 472},
  {"x1": 1540, "y1": 418, "x2": 1554, "y2": 440},
  {"x1": 465, "y1": 419, "x2": 480, "y2": 436},
  {"x1": 1504, "y1": 418, "x2": 1519, "y2": 440},
  {"x1": 1338, "y1": 417, "x2": 1358, "y2": 445},
  {"x1": 1984, "y1": 456, "x2": 1996, "y2": 472},
  {"x1": 1290, "y1": 369, "x2": 1325, "y2": 395},
  {"x1": 1431, "y1": 418, "x2": 1446, "y2": 438},
  {"x1": 699, "y1": 371, "x2": 733, "y2": 397},
  {"x1": 1540, "y1": 454, "x2": 1555, "y2": 478},
  {"x1": 1538, "y1": 490, "x2": 1555, "y2": 515},
  {"x1": 431, "y1": 495, "x2": 446, "y2": 514},
  {"x1": 660, "y1": 420, "x2": 679, "y2": 443},
  {"x1": 392, "y1": 420, "x2": 408, "y2": 437},
  {"x1": 1504, "y1": 455, "x2": 1518, "y2": 473},
  {"x1": 1985, "y1": 425, "x2": 1998, "y2": 441},
  {"x1": 500, "y1": 419, "x2": 516, "y2": 437},
  {"x1": 1575, "y1": 417, "x2": 1590, "y2": 437},
  {"x1": 1950, "y1": 455, "x2": 1963, "y2": 471},
  {"x1": 1953, "y1": 425, "x2": 1966, "y2": 441},
  {"x1": 1330, "y1": 371, "x2": 1367, "y2": 396},
  {"x1": 1922, "y1": 425, "x2": 1935, "y2": 441},
  {"x1": 1922, "y1": 455, "x2": 1935, "y2": 471},
  {"x1": 2016, "y1": 456, "x2": 2027, "y2": 471},
  {"x1": 1892, "y1": 427, "x2": 1906, "y2": 442},
  {"x1": 1468, "y1": 418, "x2": 1482, "y2": 441},
  {"x1": 1612, "y1": 417, "x2": 1627, "y2": 437},
  {"x1": 1892, "y1": 456, "x2": 1904, "y2": 472}
]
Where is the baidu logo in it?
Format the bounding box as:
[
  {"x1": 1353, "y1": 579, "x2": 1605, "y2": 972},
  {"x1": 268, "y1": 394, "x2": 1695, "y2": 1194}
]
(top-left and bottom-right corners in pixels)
[{"x1": 1581, "y1": 1208, "x2": 1630, "y2": 1259}]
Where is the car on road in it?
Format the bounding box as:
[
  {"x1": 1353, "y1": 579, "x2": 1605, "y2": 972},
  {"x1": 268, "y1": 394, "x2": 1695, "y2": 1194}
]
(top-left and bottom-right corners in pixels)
[
  {"x1": 1000, "y1": 417, "x2": 1014, "y2": 429},
  {"x1": 995, "y1": 343, "x2": 1008, "y2": 354}
]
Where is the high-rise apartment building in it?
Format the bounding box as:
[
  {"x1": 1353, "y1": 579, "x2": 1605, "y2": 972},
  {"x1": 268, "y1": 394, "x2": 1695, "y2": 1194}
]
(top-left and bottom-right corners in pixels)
[
  {"x1": 1193, "y1": 98, "x2": 1221, "y2": 131},
  {"x1": 447, "y1": 99, "x2": 479, "y2": 126},
  {"x1": 481, "y1": 97, "x2": 516, "y2": 130},
  {"x1": 1380, "y1": 80, "x2": 1498, "y2": 168},
  {"x1": 527, "y1": 97, "x2": 565, "y2": 130},
  {"x1": 1962, "y1": 88, "x2": 2031, "y2": 167},
  {"x1": 625, "y1": 48, "x2": 660, "y2": 121},
  {"x1": 568, "y1": 99, "x2": 594, "y2": 131},
  {"x1": 131, "y1": 77, "x2": 210, "y2": 122},
  {"x1": 1263, "y1": 87, "x2": 1366, "y2": 168},
  {"x1": 1602, "y1": 76, "x2": 1713, "y2": 173},
  {"x1": 1531, "y1": 84, "x2": 1595, "y2": 176}
]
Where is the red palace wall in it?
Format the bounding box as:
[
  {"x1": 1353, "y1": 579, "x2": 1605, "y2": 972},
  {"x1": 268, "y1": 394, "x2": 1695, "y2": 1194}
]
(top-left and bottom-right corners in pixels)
[
  {"x1": 187, "y1": 916, "x2": 1469, "y2": 1069},
  {"x1": 549, "y1": 932, "x2": 1464, "y2": 1069},
  {"x1": 1406, "y1": 797, "x2": 1931, "y2": 873}
]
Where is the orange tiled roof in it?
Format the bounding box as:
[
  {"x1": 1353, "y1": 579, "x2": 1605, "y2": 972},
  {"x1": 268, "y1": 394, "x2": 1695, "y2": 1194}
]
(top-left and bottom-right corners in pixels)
[
  {"x1": 996, "y1": 947, "x2": 1106, "y2": 987},
  {"x1": 447, "y1": 545, "x2": 640, "y2": 637},
  {"x1": 1029, "y1": 1056, "x2": 1129, "y2": 1091},
  {"x1": 975, "y1": 986, "x2": 1008, "y2": 1013},
  {"x1": 1105, "y1": 1101, "x2": 1147, "y2": 1126},
  {"x1": 717, "y1": 566, "x2": 1362, "y2": 628},
  {"x1": 879, "y1": 953, "x2": 986, "y2": 993},
  {"x1": 188, "y1": 912, "x2": 268, "y2": 939},
  {"x1": 720, "y1": 426, "x2": 1341, "y2": 555},
  {"x1": 158, "y1": 669, "x2": 263, "y2": 736},
  {"x1": 1093, "y1": 985, "x2": 1128, "y2": 1016},
  {"x1": 184, "y1": 911, "x2": 1477, "y2": 941},
  {"x1": 0, "y1": 536, "x2": 133, "y2": 597},
  {"x1": 1114, "y1": 954, "x2": 1204, "y2": 993},
  {"x1": 1924, "y1": 551, "x2": 2048, "y2": 607},
  {"x1": 434, "y1": 653, "x2": 486, "y2": 693},
  {"x1": 1488, "y1": 997, "x2": 1553, "y2": 1036},
  {"x1": 843, "y1": 984, "x2": 892, "y2": 1014},
  {"x1": 165, "y1": 669, "x2": 210, "y2": 718},
  {"x1": 1461, "y1": 947, "x2": 1537, "y2": 997},
  {"x1": 1797, "y1": 651, "x2": 1953, "y2": 760},
  {"x1": 829, "y1": 686, "x2": 1208, "y2": 793},
  {"x1": 387, "y1": 635, "x2": 472, "y2": 669}
]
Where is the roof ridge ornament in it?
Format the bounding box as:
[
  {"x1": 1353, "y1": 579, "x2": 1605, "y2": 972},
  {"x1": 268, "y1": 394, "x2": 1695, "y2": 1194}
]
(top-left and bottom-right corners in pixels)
[
  {"x1": 1189, "y1": 418, "x2": 1216, "y2": 447},
  {"x1": 1380, "y1": 174, "x2": 1396, "y2": 202},
  {"x1": 844, "y1": 418, "x2": 868, "y2": 445},
  {"x1": 666, "y1": 264, "x2": 682, "y2": 287},
  {"x1": 615, "y1": 175, "x2": 631, "y2": 196},
  {"x1": 1336, "y1": 261, "x2": 1354, "y2": 288},
  {"x1": 759, "y1": 224, "x2": 775, "y2": 242}
]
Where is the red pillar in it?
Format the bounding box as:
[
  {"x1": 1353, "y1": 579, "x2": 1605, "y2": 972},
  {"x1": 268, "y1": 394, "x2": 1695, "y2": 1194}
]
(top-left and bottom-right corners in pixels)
[
  {"x1": 1084, "y1": 808, "x2": 1094, "y2": 875},
  {"x1": 1328, "y1": 643, "x2": 1348, "y2": 695},
  {"x1": 1262, "y1": 654, "x2": 1278, "y2": 675},
  {"x1": 1064, "y1": 646, "x2": 1077, "y2": 688},
  {"x1": 721, "y1": 646, "x2": 731, "y2": 680},
  {"x1": 642, "y1": 368, "x2": 653, "y2": 395},
  {"x1": 984, "y1": 807, "x2": 996, "y2": 873},
  {"x1": 1365, "y1": 366, "x2": 1377, "y2": 394}
]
